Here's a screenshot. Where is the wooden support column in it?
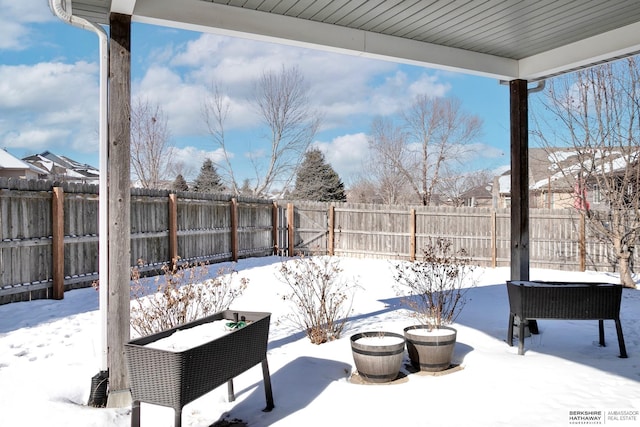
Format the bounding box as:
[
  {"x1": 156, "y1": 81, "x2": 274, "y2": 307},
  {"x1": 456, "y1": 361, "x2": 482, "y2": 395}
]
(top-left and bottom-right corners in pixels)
[
  {"x1": 107, "y1": 12, "x2": 132, "y2": 408},
  {"x1": 230, "y1": 198, "x2": 239, "y2": 261},
  {"x1": 52, "y1": 187, "x2": 64, "y2": 300},
  {"x1": 328, "y1": 205, "x2": 335, "y2": 256},
  {"x1": 510, "y1": 79, "x2": 530, "y2": 282},
  {"x1": 287, "y1": 203, "x2": 295, "y2": 256},
  {"x1": 168, "y1": 194, "x2": 178, "y2": 267},
  {"x1": 510, "y1": 79, "x2": 538, "y2": 334}
]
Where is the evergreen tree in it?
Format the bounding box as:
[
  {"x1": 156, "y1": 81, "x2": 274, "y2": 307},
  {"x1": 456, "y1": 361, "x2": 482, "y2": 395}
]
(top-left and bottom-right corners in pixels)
[
  {"x1": 239, "y1": 178, "x2": 253, "y2": 196},
  {"x1": 172, "y1": 174, "x2": 189, "y2": 191},
  {"x1": 192, "y1": 159, "x2": 224, "y2": 193},
  {"x1": 292, "y1": 148, "x2": 346, "y2": 201}
]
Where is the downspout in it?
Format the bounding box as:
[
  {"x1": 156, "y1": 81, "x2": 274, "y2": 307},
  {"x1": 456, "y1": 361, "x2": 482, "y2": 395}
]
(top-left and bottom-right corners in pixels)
[
  {"x1": 528, "y1": 80, "x2": 546, "y2": 94},
  {"x1": 48, "y1": 0, "x2": 109, "y2": 375}
]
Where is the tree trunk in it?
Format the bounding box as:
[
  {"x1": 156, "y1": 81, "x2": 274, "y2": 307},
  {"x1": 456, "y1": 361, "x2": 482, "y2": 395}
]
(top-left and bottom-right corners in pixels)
[{"x1": 618, "y1": 251, "x2": 636, "y2": 288}]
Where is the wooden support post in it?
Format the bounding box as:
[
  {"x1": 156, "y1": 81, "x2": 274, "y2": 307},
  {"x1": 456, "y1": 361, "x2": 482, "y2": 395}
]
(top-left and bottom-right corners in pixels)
[
  {"x1": 579, "y1": 212, "x2": 586, "y2": 272},
  {"x1": 107, "y1": 12, "x2": 132, "y2": 408},
  {"x1": 168, "y1": 193, "x2": 178, "y2": 268},
  {"x1": 491, "y1": 210, "x2": 497, "y2": 268},
  {"x1": 409, "y1": 208, "x2": 416, "y2": 261},
  {"x1": 510, "y1": 79, "x2": 537, "y2": 334},
  {"x1": 328, "y1": 205, "x2": 335, "y2": 256},
  {"x1": 510, "y1": 79, "x2": 530, "y2": 282},
  {"x1": 272, "y1": 202, "x2": 278, "y2": 255},
  {"x1": 287, "y1": 203, "x2": 295, "y2": 256},
  {"x1": 230, "y1": 198, "x2": 239, "y2": 261},
  {"x1": 52, "y1": 187, "x2": 64, "y2": 300}
]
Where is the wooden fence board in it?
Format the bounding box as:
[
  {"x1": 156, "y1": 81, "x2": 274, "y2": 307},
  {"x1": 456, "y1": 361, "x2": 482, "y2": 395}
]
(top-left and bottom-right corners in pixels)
[{"x1": 0, "y1": 179, "x2": 629, "y2": 304}]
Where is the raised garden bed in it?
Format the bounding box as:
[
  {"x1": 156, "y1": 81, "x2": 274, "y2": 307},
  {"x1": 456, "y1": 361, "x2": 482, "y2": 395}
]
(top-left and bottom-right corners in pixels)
[
  {"x1": 125, "y1": 310, "x2": 274, "y2": 427},
  {"x1": 506, "y1": 280, "x2": 627, "y2": 357}
]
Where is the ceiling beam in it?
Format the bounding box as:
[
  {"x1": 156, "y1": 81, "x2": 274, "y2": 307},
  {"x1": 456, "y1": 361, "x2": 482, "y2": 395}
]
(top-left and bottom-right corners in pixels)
[
  {"x1": 129, "y1": 0, "x2": 519, "y2": 81},
  {"x1": 519, "y1": 20, "x2": 640, "y2": 80},
  {"x1": 110, "y1": 0, "x2": 136, "y2": 15}
]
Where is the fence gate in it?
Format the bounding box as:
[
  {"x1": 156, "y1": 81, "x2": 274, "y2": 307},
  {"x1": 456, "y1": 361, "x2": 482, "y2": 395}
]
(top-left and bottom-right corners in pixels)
[{"x1": 278, "y1": 202, "x2": 330, "y2": 256}]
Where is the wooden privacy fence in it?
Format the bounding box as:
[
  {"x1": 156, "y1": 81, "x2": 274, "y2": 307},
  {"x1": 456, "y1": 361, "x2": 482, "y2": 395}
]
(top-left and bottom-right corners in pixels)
[
  {"x1": 287, "y1": 203, "x2": 617, "y2": 272},
  {"x1": 0, "y1": 179, "x2": 278, "y2": 304},
  {"x1": 0, "y1": 178, "x2": 621, "y2": 304}
]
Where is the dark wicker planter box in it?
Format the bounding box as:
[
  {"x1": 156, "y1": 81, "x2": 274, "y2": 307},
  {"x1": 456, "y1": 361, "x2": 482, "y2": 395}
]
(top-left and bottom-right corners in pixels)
[
  {"x1": 125, "y1": 310, "x2": 274, "y2": 427},
  {"x1": 506, "y1": 280, "x2": 627, "y2": 357}
]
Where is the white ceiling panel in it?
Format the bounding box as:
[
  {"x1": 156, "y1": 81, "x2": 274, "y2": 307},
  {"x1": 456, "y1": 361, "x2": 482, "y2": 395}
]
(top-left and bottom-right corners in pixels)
[{"x1": 66, "y1": 0, "x2": 640, "y2": 81}]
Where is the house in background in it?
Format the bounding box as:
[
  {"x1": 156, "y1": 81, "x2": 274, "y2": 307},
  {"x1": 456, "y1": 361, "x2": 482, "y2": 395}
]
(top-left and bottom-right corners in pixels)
[
  {"x1": 493, "y1": 147, "x2": 639, "y2": 209},
  {"x1": 0, "y1": 149, "x2": 48, "y2": 179},
  {"x1": 493, "y1": 148, "x2": 577, "y2": 209},
  {"x1": 459, "y1": 184, "x2": 493, "y2": 207},
  {"x1": 22, "y1": 151, "x2": 99, "y2": 183}
]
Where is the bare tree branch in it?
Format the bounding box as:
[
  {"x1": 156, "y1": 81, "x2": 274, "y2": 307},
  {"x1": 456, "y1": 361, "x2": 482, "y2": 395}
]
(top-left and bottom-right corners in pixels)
[
  {"x1": 130, "y1": 97, "x2": 174, "y2": 188},
  {"x1": 202, "y1": 83, "x2": 239, "y2": 194},
  {"x1": 532, "y1": 57, "x2": 640, "y2": 287}
]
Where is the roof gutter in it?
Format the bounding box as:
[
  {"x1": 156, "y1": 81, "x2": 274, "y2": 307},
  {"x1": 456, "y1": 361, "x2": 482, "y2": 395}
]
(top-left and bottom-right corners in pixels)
[{"x1": 49, "y1": 0, "x2": 109, "y2": 374}]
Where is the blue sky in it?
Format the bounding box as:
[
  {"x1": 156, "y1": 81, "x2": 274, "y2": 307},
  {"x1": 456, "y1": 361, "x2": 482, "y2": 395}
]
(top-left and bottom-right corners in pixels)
[{"x1": 0, "y1": 0, "x2": 511, "y2": 186}]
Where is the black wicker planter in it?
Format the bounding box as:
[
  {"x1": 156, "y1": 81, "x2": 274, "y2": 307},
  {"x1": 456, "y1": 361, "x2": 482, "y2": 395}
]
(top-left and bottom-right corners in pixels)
[
  {"x1": 125, "y1": 310, "x2": 274, "y2": 427},
  {"x1": 506, "y1": 280, "x2": 627, "y2": 357}
]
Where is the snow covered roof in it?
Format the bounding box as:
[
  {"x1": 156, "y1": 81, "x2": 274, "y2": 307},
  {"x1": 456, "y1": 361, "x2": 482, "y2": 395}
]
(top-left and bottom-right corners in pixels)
[
  {"x1": 0, "y1": 149, "x2": 32, "y2": 170},
  {"x1": 22, "y1": 151, "x2": 99, "y2": 181}
]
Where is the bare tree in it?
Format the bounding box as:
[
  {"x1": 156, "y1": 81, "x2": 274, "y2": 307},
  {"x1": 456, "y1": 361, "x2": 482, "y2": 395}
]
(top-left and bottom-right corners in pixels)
[
  {"x1": 368, "y1": 96, "x2": 483, "y2": 205},
  {"x1": 403, "y1": 95, "x2": 483, "y2": 205},
  {"x1": 202, "y1": 66, "x2": 321, "y2": 197},
  {"x1": 202, "y1": 84, "x2": 239, "y2": 194},
  {"x1": 365, "y1": 117, "x2": 414, "y2": 204},
  {"x1": 532, "y1": 57, "x2": 640, "y2": 287},
  {"x1": 251, "y1": 65, "x2": 321, "y2": 196},
  {"x1": 130, "y1": 97, "x2": 174, "y2": 188}
]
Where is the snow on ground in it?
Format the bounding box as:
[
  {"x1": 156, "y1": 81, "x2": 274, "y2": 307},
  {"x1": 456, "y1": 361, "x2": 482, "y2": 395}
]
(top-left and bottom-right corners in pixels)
[{"x1": 0, "y1": 256, "x2": 639, "y2": 427}]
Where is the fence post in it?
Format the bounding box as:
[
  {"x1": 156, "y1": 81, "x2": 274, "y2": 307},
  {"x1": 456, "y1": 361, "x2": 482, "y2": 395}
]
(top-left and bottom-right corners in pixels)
[
  {"x1": 491, "y1": 210, "x2": 497, "y2": 268},
  {"x1": 231, "y1": 198, "x2": 239, "y2": 261},
  {"x1": 579, "y1": 212, "x2": 586, "y2": 272},
  {"x1": 287, "y1": 202, "x2": 295, "y2": 256},
  {"x1": 328, "y1": 205, "x2": 335, "y2": 256},
  {"x1": 272, "y1": 201, "x2": 278, "y2": 255},
  {"x1": 409, "y1": 208, "x2": 416, "y2": 261},
  {"x1": 52, "y1": 186, "x2": 64, "y2": 300},
  {"x1": 168, "y1": 193, "x2": 178, "y2": 268}
]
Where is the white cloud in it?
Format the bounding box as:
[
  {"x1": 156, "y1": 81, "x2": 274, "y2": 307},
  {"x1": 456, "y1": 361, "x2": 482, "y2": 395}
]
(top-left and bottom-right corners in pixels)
[
  {"x1": 136, "y1": 31, "x2": 457, "y2": 149},
  {"x1": 170, "y1": 146, "x2": 228, "y2": 180},
  {"x1": 0, "y1": 0, "x2": 54, "y2": 50},
  {"x1": 0, "y1": 61, "x2": 99, "y2": 154},
  {"x1": 313, "y1": 133, "x2": 370, "y2": 184}
]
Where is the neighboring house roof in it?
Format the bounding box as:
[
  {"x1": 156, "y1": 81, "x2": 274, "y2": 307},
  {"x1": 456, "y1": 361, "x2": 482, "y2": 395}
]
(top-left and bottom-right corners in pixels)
[
  {"x1": 22, "y1": 151, "x2": 99, "y2": 181},
  {"x1": 496, "y1": 147, "x2": 640, "y2": 195},
  {"x1": 0, "y1": 149, "x2": 48, "y2": 175},
  {"x1": 460, "y1": 185, "x2": 492, "y2": 200},
  {"x1": 529, "y1": 147, "x2": 577, "y2": 192}
]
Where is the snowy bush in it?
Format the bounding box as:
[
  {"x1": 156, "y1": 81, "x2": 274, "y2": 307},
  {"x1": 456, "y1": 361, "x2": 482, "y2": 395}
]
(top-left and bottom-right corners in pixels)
[
  {"x1": 130, "y1": 259, "x2": 249, "y2": 337},
  {"x1": 276, "y1": 255, "x2": 359, "y2": 344},
  {"x1": 393, "y1": 237, "x2": 477, "y2": 328}
]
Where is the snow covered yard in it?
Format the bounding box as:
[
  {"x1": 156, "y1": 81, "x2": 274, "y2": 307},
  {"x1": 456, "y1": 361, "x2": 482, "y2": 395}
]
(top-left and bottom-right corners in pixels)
[{"x1": 0, "y1": 256, "x2": 639, "y2": 427}]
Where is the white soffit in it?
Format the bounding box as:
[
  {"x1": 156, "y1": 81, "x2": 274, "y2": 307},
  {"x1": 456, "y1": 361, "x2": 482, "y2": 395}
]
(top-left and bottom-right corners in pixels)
[
  {"x1": 130, "y1": 0, "x2": 519, "y2": 80},
  {"x1": 68, "y1": 0, "x2": 640, "y2": 82}
]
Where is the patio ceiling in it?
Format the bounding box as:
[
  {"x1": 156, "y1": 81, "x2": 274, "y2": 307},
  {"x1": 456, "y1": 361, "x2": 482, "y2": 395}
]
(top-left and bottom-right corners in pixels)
[{"x1": 68, "y1": 0, "x2": 640, "y2": 81}]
